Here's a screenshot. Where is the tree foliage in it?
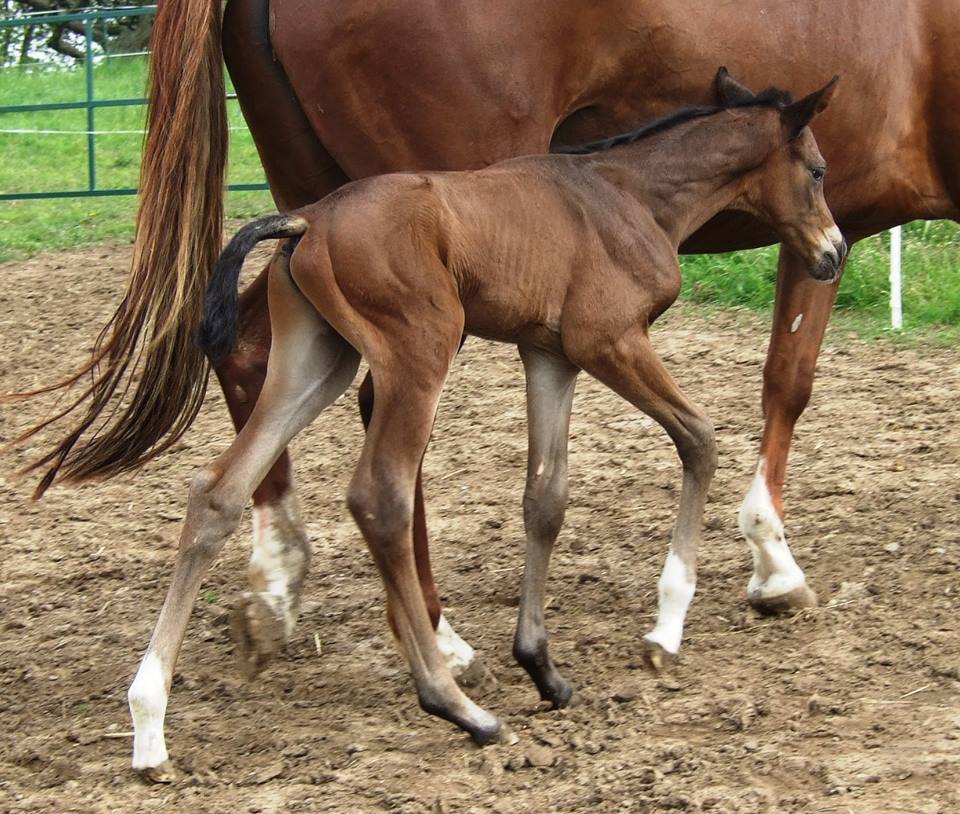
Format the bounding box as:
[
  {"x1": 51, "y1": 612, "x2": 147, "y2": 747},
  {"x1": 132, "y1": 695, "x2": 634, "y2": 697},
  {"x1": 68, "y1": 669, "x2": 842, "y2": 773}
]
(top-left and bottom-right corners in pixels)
[{"x1": 1, "y1": 1, "x2": 155, "y2": 65}]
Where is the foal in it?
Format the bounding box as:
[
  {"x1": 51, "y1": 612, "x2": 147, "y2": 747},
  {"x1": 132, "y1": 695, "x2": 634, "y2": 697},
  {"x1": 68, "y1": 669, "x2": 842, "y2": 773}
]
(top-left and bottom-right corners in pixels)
[{"x1": 128, "y1": 75, "x2": 843, "y2": 773}]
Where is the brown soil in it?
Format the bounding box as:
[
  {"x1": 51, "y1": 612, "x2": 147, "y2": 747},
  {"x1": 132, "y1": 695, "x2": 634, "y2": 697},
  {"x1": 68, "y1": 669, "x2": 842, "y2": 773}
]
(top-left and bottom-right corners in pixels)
[{"x1": 0, "y1": 242, "x2": 957, "y2": 814}]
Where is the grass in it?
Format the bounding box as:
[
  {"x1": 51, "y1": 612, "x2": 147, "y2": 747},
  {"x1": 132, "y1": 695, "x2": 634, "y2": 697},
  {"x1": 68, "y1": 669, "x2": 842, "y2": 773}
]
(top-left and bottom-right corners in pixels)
[
  {"x1": 1, "y1": 56, "x2": 957, "y2": 339},
  {"x1": 0, "y1": 55, "x2": 272, "y2": 258}
]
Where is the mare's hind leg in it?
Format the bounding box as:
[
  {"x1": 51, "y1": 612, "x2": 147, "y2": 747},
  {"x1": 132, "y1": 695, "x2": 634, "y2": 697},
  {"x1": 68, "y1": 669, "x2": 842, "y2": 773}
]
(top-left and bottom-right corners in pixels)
[
  {"x1": 348, "y1": 339, "x2": 503, "y2": 744},
  {"x1": 573, "y1": 324, "x2": 717, "y2": 670},
  {"x1": 512, "y1": 347, "x2": 579, "y2": 706},
  {"x1": 128, "y1": 257, "x2": 360, "y2": 779}
]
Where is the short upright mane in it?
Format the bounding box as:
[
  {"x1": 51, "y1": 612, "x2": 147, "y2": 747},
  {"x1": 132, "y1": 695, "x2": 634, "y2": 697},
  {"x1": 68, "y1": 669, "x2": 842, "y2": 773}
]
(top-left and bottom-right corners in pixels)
[{"x1": 558, "y1": 87, "x2": 792, "y2": 155}]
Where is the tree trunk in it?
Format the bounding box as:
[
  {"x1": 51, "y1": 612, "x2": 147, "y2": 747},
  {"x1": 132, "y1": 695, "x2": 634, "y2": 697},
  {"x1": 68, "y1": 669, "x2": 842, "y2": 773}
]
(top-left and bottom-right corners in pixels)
[{"x1": 18, "y1": 23, "x2": 33, "y2": 64}]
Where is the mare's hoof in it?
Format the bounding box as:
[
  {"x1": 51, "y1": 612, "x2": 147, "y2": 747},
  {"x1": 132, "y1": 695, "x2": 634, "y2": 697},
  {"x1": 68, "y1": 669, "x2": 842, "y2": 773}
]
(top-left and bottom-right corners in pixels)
[
  {"x1": 641, "y1": 639, "x2": 677, "y2": 674},
  {"x1": 455, "y1": 655, "x2": 495, "y2": 689},
  {"x1": 230, "y1": 592, "x2": 285, "y2": 679},
  {"x1": 544, "y1": 678, "x2": 578, "y2": 710},
  {"x1": 138, "y1": 760, "x2": 177, "y2": 784},
  {"x1": 748, "y1": 584, "x2": 818, "y2": 616}
]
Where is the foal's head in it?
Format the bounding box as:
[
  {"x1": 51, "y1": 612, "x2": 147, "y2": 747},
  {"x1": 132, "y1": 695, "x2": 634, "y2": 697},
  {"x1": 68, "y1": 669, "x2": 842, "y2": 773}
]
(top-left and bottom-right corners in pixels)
[{"x1": 718, "y1": 69, "x2": 846, "y2": 282}]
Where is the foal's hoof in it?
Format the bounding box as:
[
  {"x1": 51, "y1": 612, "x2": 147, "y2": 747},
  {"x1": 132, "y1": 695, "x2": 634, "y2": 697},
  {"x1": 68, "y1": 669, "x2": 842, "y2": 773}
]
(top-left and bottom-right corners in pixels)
[
  {"x1": 138, "y1": 760, "x2": 177, "y2": 784},
  {"x1": 455, "y1": 655, "x2": 495, "y2": 689},
  {"x1": 230, "y1": 592, "x2": 286, "y2": 679},
  {"x1": 748, "y1": 584, "x2": 818, "y2": 616},
  {"x1": 641, "y1": 639, "x2": 677, "y2": 674},
  {"x1": 471, "y1": 720, "x2": 516, "y2": 747}
]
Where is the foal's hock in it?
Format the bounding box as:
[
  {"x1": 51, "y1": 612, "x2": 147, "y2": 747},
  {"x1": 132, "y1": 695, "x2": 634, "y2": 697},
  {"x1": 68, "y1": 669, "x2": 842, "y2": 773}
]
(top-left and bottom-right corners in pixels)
[{"x1": 128, "y1": 72, "x2": 843, "y2": 774}]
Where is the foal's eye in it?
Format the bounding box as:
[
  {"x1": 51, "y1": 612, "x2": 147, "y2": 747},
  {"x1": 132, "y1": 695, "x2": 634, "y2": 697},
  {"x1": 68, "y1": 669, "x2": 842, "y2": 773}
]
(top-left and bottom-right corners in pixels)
[{"x1": 810, "y1": 167, "x2": 826, "y2": 183}]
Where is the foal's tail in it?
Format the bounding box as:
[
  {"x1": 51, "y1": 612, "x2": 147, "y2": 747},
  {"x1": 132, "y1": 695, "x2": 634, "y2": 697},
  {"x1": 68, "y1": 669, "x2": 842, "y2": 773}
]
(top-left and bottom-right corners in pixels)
[{"x1": 198, "y1": 214, "x2": 309, "y2": 365}]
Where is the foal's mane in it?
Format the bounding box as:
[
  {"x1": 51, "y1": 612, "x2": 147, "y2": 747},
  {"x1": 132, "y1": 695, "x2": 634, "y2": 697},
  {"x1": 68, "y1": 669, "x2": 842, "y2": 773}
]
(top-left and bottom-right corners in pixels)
[{"x1": 557, "y1": 87, "x2": 792, "y2": 155}]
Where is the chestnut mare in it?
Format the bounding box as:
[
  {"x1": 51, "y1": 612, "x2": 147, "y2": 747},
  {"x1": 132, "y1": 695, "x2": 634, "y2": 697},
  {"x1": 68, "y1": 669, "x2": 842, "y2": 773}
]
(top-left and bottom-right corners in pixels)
[
  {"x1": 127, "y1": 79, "x2": 843, "y2": 771},
  {"x1": 19, "y1": 1, "x2": 960, "y2": 690}
]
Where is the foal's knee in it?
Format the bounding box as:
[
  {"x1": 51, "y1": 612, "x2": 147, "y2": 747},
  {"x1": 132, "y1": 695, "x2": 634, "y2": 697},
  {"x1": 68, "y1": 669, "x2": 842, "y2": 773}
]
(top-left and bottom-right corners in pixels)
[
  {"x1": 677, "y1": 415, "x2": 717, "y2": 482},
  {"x1": 523, "y1": 462, "x2": 568, "y2": 543}
]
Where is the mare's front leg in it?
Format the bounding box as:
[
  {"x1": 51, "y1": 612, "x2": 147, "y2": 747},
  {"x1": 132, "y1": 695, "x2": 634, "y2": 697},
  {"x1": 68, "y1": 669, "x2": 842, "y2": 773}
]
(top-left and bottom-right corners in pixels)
[
  {"x1": 128, "y1": 259, "x2": 360, "y2": 780},
  {"x1": 573, "y1": 324, "x2": 717, "y2": 670},
  {"x1": 738, "y1": 245, "x2": 846, "y2": 613},
  {"x1": 213, "y1": 267, "x2": 313, "y2": 676},
  {"x1": 512, "y1": 347, "x2": 579, "y2": 706}
]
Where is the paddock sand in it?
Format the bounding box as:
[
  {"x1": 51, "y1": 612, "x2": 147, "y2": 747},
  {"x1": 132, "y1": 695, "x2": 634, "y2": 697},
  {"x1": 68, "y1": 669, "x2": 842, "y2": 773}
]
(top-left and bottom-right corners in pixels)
[{"x1": 0, "y1": 242, "x2": 957, "y2": 814}]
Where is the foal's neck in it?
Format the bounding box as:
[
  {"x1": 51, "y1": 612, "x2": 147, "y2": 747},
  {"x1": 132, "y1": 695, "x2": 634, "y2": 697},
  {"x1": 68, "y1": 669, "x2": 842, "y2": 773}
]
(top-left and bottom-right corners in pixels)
[{"x1": 586, "y1": 109, "x2": 780, "y2": 246}]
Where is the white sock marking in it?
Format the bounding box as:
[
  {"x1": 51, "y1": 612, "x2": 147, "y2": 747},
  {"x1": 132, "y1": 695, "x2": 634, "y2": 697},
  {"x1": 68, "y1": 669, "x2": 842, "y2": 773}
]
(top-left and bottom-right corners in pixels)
[
  {"x1": 435, "y1": 614, "x2": 476, "y2": 677},
  {"x1": 128, "y1": 652, "x2": 169, "y2": 770},
  {"x1": 250, "y1": 494, "x2": 309, "y2": 637},
  {"x1": 738, "y1": 461, "x2": 806, "y2": 598},
  {"x1": 643, "y1": 552, "x2": 695, "y2": 655}
]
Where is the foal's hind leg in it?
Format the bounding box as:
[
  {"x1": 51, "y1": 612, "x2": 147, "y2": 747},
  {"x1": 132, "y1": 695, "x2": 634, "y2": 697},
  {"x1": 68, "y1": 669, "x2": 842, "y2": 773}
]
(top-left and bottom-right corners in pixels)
[
  {"x1": 357, "y1": 374, "x2": 478, "y2": 679},
  {"x1": 574, "y1": 324, "x2": 717, "y2": 669},
  {"x1": 214, "y1": 270, "x2": 313, "y2": 678},
  {"x1": 349, "y1": 343, "x2": 503, "y2": 745},
  {"x1": 128, "y1": 259, "x2": 359, "y2": 779},
  {"x1": 512, "y1": 347, "x2": 579, "y2": 706}
]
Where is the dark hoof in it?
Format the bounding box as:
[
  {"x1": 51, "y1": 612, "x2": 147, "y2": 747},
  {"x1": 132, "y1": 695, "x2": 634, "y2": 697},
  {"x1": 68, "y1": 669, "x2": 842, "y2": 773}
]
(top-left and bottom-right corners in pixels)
[
  {"x1": 641, "y1": 639, "x2": 677, "y2": 674},
  {"x1": 471, "y1": 720, "x2": 514, "y2": 747},
  {"x1": 138, "y1": 760, "x2": 177, "y2": 784},
  {"x1": 544, "y1": 678, "x2": 577, "y2": 709},
  {"x1": 230, "y1": 593, "x2": 285, "y2": 679},
  {"x1": 748, "y1": 584, "x2": 818, "y2": 616}
]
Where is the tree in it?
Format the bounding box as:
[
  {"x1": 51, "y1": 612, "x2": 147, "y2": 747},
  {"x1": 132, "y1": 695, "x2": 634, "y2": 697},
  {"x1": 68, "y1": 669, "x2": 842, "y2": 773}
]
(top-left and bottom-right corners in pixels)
[{"x1": 3, "y1": 0, "x2": 155, "y2": 65}]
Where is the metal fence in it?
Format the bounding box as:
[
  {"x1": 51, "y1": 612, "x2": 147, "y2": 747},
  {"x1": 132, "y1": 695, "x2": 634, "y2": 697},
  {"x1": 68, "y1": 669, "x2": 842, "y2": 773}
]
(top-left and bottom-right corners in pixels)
[{"x1": 0, "y1": 4, "x2": 268, "y2": 201}]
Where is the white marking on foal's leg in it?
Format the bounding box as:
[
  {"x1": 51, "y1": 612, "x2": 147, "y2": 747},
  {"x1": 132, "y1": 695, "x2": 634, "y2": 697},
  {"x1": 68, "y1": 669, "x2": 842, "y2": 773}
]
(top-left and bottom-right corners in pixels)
[
  {"x1": 435, "y1": 614, "x2": 477, "y2": 677},
  {"x1": 738, "y1": 461, "x2": 807, "y2": 599},
  {"x1": 249, "y1": 493, "x2": 310, "y2": 637},
  {"x1": 128, "y1": 652, "x2": 169, "y2": 770},
  {"x1": 790, "y1": 313, "x2": 803, "y2": 333},
  {"x1": 643, "y1": 552, "x2": 696, "y2": 655}
]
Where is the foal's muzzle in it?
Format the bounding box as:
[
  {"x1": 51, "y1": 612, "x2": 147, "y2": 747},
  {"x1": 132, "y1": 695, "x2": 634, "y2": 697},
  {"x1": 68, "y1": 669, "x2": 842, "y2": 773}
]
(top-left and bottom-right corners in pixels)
[{"x1": 811, "y1": 236, "x2": 847, "y2": 283}]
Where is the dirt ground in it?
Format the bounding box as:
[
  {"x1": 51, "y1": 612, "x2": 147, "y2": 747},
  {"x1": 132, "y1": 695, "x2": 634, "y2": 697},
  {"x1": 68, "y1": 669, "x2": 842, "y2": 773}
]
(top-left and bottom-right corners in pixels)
[{"x1": 0, "y1": 242, "x2": 957, "y2": 814}]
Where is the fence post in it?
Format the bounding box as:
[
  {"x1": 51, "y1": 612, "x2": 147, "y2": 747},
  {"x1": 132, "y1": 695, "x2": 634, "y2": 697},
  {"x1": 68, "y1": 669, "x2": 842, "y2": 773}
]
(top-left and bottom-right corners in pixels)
[
  {"x1": 84, "y1": 13, "x2": 96, "y2": 191},
  {"x1": 889, "y1": 226, "x2": 903, "y2": 330}
]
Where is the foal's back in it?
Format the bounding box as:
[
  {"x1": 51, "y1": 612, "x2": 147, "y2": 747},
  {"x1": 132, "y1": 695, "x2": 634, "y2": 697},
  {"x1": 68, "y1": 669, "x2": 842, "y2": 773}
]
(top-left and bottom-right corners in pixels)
[{"x1": 295, "y1": 156, "x2": 679, "y2": 354}]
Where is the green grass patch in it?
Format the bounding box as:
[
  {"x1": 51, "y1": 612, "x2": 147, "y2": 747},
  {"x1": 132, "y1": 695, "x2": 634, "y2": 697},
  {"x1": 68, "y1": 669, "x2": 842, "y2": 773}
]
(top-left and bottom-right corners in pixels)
[
  {"x1": 0, "y1": 55, "x2": 273, "y2": 260},
  {"x1": 681, "y1": 221, "x2": 960, "y2": 336}
]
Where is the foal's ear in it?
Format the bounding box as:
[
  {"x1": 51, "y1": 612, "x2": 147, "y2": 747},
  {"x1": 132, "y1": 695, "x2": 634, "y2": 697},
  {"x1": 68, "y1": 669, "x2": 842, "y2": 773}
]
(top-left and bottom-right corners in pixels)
[
  {"x1": 781, "y1": 76, "x2": 840, "y2": 139},
  {"x1": 715, "y1": 66, "x2": 756, "y2": 107}
]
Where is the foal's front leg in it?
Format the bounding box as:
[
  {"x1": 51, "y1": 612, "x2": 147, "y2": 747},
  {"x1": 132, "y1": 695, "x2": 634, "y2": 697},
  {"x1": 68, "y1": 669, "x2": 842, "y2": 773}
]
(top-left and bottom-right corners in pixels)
[
  {"x1": 513, "y1": 347, "x2": 579, "y2": 706},
  {"x1": 576, "y1": 325, "x2": 717, "y2": 669}
]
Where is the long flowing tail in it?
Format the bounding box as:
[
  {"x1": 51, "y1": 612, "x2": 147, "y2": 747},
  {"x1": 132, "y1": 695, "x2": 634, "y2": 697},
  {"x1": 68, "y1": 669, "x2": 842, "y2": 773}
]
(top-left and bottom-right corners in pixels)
[
  {"x1": 198, "y1": 214, "x2": 308, "y2": 365},
  {"x1": 13, "y1": 0, "x2": 227, "y2": 497}
]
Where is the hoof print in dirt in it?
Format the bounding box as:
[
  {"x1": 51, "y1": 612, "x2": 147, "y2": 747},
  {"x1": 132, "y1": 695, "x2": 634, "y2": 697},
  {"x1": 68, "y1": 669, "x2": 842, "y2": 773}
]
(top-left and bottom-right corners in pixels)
[
  {"x1": 748, "y1": 584, "x2": 819, "y2": 616},
  {"x1": 229, "y1": 593, "x2": 286, "y2": 679}
]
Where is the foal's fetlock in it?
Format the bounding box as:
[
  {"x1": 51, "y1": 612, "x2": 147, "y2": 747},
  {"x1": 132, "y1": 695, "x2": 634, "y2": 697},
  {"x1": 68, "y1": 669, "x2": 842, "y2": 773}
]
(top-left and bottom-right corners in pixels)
[{"x1": 513, "y1": 639, "x2": 575, "y2": 708}]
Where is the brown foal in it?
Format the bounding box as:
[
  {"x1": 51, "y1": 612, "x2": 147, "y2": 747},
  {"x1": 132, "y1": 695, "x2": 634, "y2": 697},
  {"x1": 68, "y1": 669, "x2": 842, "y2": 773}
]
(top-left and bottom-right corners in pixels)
[{"x1": 128, "y1": 75, "x2": 844, "y2": 772}]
